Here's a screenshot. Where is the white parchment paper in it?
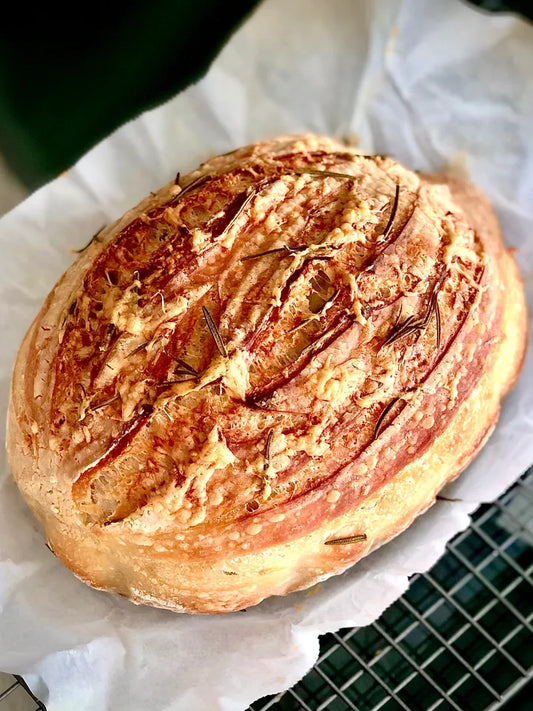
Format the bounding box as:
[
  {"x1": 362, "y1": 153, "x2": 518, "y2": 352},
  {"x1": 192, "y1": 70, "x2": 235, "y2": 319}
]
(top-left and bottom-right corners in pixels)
[{"x1": 1, "y1": 1, "x2": 532, "y2": 709}]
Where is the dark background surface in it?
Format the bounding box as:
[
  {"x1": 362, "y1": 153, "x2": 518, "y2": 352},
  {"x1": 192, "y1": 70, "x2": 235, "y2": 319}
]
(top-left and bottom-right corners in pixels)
[
  {"x1": 0, "y1": 0, "x2": 530, "y2": 188},
  {"x1": 0, "y1": 1, "x2": 260, "y2": 187}
]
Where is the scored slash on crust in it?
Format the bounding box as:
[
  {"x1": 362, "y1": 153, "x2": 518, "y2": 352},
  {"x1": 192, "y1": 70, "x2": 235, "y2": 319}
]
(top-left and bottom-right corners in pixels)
[{"x1": 374, "y1": 273, "x2": 447, "y2": 439}]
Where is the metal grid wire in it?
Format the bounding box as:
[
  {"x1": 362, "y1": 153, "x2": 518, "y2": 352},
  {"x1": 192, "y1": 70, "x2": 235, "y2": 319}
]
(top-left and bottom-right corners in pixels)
[
  {"x1": 250, "y1": 468, "x2": 533, "y2": 711},
  {"x1": 1, "y1": 470, "x2": 531, "y2": 711}
]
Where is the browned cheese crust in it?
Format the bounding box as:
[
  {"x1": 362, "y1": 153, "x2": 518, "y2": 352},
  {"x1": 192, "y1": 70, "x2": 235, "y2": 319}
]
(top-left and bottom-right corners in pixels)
[{"x1": 7, "y1": 135, "x2": 528, "y2": 613}]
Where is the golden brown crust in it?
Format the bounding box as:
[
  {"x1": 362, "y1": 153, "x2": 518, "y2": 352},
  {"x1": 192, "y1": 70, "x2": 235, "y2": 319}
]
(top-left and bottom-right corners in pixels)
[{"x1": 6, "y1": 135, "x2": 527, "y2": 613}]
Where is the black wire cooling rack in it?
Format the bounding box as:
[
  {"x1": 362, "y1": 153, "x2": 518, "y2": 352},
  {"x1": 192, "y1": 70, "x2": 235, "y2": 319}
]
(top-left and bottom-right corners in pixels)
[
  {"x1": 250, "y1": 469, "x2": 533, "y2": 711},
  {"x1": 1, "y1": 469, "x2": 531, "y2": 711}
]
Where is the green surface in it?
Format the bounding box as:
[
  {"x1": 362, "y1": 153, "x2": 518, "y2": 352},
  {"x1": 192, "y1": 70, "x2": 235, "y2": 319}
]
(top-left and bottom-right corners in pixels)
[
  {"x1": 0, "y1": 1, "x2": 258, "y2": 188},
  {"x1": 0, "y1": 1, "x2": 530, "y2": 189}
]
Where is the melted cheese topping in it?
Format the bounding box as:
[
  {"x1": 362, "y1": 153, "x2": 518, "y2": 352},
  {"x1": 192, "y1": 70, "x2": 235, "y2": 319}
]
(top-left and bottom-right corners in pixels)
[
  {"x1": 48, "y1": 135, "x2": 490, "y2": 546},
  {"x1": 106, "y1": 277, "x2": 144, "y2": 335}
]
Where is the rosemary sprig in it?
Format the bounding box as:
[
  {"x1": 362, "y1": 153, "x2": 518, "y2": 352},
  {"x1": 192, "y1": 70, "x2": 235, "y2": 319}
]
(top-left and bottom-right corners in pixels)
[
  {"x1": 264, "y1": 428, "x2": 274, "y2": 465},
  {"x1": 373, "y1": 397, "x2": 402, "y2": 439},
  {"x1": 295, "y1": 168, "x2": 356, "y2": 180},
  {"x1": 219, "y1": 187, "x2": 256, "y2": 241},
  {"x1": 126, "y1": 341, "x2": 148, "y2": 358},
  {"x1": 381, "y1": 184, "x2": 400, "y2": 240},
  {"x1": 241, "y1": 244, "x2": 308, "y2": 262},
  {"x1": 325, "y1": 534, "x2": 367, "y2": 546},
  {"x1": 173, "y1": 357, "x2": 198, "y2": 376},
  {"x1": 383, "y1": 272, "x2": 446, "y2": 347},
  {"x1": 383, "y1": 314, "x2": 422, "y2": 346},
  {"x1": 434, "y1": 294, "x2": 441, "y2": 350},
  {"x1": 170, "y1": 173, "x2": 211, "y2": 204},
  {"x1": 178, "y1": 173, "x2": 210, "y2": 197},
  {"x1": 202, "y1": 306, "x2": 227, "y2": 357},
  {"x1": 89, "y1": 394, "x2": 120, "y2": 412},
  {"x1": 173, "y1": 369, "x2": 200, "y2": 379},
  {"x1": 73, "y1": 226, "x2": 105, "y2": 254},
  {"x1": 241, "y1": 242, "x2": 340, "y2": 263}
]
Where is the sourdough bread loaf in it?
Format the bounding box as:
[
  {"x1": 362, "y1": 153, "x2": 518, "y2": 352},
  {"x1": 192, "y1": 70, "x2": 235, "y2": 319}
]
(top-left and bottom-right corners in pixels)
[{"x1": 7, "y1": 135, "x2": 527, "y2": 613}]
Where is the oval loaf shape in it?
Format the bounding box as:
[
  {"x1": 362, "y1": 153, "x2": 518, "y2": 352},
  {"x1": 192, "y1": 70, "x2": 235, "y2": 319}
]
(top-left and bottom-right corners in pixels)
[{"x1": 7, "y1": 135, "x2": 527, "y2": 613}]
